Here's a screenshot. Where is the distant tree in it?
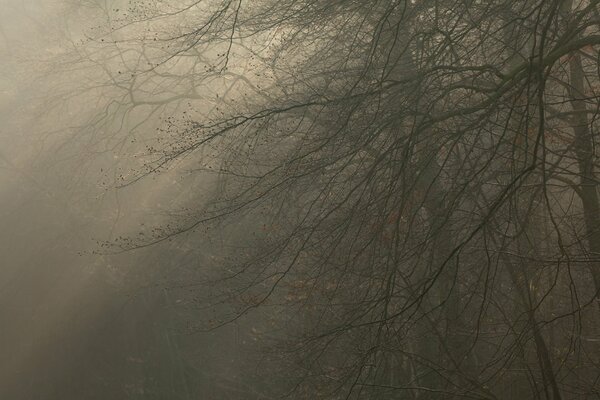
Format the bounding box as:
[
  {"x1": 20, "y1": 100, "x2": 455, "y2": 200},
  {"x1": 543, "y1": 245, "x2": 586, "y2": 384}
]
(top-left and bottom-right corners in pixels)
[{"x1": 75, "y1": 0, "x2": 600, "y2": 398}]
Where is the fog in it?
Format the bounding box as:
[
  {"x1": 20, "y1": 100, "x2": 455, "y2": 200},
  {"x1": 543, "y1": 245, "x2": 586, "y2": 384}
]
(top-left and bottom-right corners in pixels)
[
  {"x1": 0, "y1": 2, "x2": 244, "y2": 398},
  {"x1": 2, "y1": 1, "x2": 600, "y2": 399}
]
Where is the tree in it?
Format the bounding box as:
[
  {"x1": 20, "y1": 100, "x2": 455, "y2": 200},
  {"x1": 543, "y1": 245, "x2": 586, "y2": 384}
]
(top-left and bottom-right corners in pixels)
[{"x1": 69, "y1": 0, "x2": 600, "y2": 398}]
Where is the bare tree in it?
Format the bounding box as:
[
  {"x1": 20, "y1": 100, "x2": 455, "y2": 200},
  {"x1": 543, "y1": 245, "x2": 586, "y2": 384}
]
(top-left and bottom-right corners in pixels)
[{"x1": 64, "y1": 0, "x2": 600, "y2": 398}]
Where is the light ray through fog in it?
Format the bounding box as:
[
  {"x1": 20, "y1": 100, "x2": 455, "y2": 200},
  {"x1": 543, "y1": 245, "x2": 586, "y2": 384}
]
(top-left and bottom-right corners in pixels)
[{"x1": 2, "y1": 1, "x2": 600, "y2": 399}]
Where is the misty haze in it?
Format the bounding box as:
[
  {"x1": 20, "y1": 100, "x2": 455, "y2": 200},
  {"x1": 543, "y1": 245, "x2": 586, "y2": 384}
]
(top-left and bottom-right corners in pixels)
[{"x1": 1, "y1": 0, "x2": 600, "y2": 399}]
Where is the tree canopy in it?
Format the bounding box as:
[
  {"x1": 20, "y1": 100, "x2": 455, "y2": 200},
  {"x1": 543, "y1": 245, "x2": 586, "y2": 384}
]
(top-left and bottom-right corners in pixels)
[{"x1": 20, "y1": 0, "x2": 600, "y2": 398}]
